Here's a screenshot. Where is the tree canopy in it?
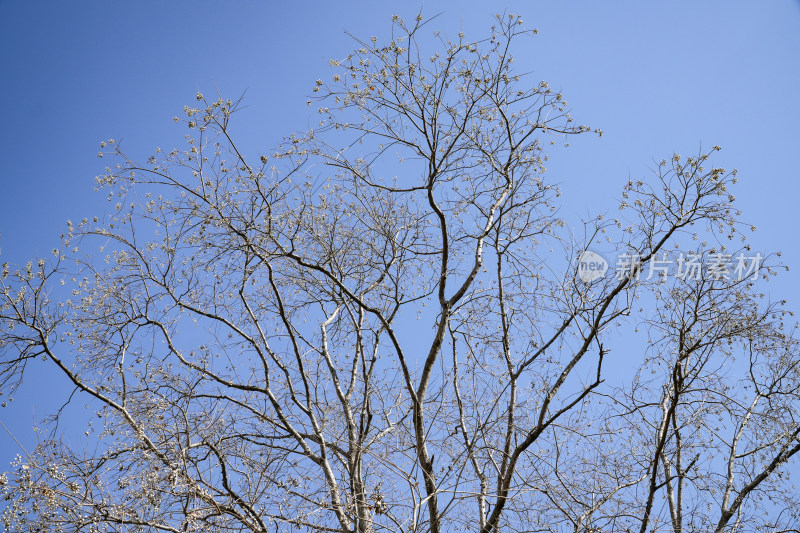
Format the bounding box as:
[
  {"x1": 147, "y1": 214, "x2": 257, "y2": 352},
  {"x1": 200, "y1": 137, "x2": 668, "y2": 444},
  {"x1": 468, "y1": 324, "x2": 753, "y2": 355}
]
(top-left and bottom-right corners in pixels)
[{"x1": 2, "y1": 13, "x2": 799, "y2": 533}]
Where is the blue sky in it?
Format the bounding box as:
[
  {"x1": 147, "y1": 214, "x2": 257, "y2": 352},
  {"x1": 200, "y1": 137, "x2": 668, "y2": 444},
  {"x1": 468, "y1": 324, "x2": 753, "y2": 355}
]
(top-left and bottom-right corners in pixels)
[{"x1": 1, "y1": 0, "x2": 799, "y2": 468}]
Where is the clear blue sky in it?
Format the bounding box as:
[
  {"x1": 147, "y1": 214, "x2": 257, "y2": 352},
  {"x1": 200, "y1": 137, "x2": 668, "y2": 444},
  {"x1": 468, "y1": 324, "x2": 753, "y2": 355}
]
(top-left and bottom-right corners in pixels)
[{"x1": 1, "y1": 0, "x2": 799, "y2": 466}]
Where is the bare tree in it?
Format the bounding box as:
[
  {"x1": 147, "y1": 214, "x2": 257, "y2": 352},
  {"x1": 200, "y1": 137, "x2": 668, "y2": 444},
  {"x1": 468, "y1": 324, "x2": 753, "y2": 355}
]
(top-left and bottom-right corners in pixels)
[{"x1": 2, "y1": 12, "x2": 798, "y2": 533}]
